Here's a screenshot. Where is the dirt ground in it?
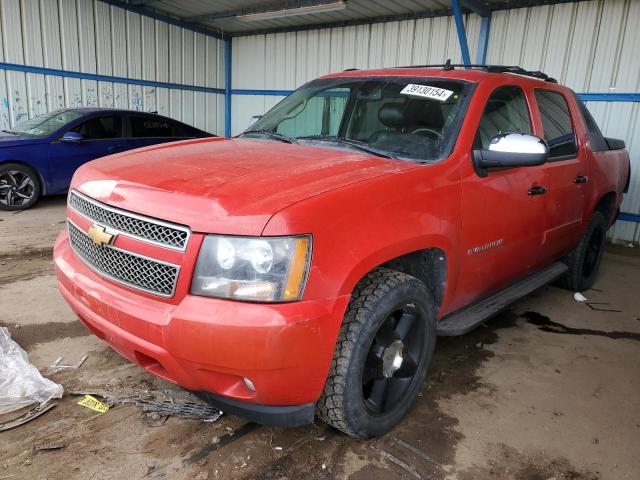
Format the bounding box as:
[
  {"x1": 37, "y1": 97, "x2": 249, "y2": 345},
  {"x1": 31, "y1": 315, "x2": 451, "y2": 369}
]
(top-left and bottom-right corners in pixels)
[{"x1": 1, "y1": 196, "x2": 639, "y2": 480}]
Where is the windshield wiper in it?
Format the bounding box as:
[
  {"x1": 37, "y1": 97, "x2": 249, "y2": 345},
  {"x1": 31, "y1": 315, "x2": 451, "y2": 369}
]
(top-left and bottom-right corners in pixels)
[
  {"x1": 335, "y1": 137, "x2": 395, "y2": 158},
  {"x1": 242, "y1": 129, "x2": 295, "y2": 143},
  {"x1": 296, "y1": 134, "x2": 337, "y2": 141},
  {"x1": 296, "y1": 134, "x2": 395, "y2": 159},
  {"x1": 1, "y1": 130, "x2": 18, "y2": 135}
]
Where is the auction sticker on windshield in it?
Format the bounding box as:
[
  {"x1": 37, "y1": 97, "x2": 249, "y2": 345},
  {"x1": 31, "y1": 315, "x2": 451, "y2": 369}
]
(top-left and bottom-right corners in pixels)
[{"x1": 401, "y1": 84, "x2": 454, "y2": 101}]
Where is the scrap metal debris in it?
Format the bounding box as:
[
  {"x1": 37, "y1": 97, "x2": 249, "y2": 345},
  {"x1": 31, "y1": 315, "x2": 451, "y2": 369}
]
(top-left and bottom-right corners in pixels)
[
  {"x1": 0, "y1": 403, "x2": 56, "y2": 432},
  {"x1": 394, "y1": 439, "x2": 442, "y2": 468},
  {"x1": 70, "y1": 388, "x2": 223, "y2": 422},
  {"x1": 32, "y1": 443, "x2": 65, "y2": 454},
  {"x1": 49, "y1": 355, "x2": 88, "y2": 373},
  {"x1": 585, "y1": 302, "x2": 622, "y2": 313},
  {"x1": 378, "y1": 449, "x2": 424, "y2": 479}
]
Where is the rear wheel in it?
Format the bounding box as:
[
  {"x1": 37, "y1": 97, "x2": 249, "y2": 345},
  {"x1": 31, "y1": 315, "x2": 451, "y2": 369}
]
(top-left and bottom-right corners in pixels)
[
  {"x1": 0, "y1": 163, "x2": 41, "y2": 211},
  {"x1": 559, "y1": 211, "x2": 608, "y2": 291},
  {"x1": 317, "y1": 268, "x2": 436, "y2": 438}
]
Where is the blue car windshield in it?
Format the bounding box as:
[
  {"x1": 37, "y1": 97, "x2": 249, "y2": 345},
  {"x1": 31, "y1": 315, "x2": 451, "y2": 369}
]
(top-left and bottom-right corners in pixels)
[{"x1": 8, "y1": 110, "x2": 83, "y2": 137}]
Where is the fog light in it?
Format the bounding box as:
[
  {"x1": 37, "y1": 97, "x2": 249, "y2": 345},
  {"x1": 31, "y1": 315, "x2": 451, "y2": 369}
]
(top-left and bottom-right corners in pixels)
[{"x1": 243, "y1": 377, "x2": 256, "y2": 392}]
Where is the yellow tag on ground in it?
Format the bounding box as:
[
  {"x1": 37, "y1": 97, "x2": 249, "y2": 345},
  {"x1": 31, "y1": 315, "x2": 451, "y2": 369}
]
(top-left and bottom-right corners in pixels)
[{"x1": 77, "y1": 395, "x2": 109, "y2": 413}]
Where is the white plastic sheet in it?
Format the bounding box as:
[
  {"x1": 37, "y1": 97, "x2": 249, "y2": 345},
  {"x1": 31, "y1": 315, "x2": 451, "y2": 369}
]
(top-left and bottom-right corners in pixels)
[{"x1": 0, "y1": 327, "x2": 63, "y2": 415}]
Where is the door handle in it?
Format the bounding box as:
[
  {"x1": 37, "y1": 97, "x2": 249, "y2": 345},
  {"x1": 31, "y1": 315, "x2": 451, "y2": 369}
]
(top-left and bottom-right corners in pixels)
[
  {"x1": 528, "y1": 186, "x2": 547, "y2": 196},
  {"x1": 574, "y1": 175, "x2": 589, "y2": 184}
]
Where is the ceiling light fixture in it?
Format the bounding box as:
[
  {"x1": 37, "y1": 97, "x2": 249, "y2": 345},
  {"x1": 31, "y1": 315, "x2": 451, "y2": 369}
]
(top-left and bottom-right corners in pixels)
[{"x1": 237, "y1": 1, "x2": 347, "y2": 22}]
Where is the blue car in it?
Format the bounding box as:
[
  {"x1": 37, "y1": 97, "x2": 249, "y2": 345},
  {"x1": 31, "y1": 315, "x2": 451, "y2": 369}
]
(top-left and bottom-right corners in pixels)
[{"x1": 0, "y1": 108, "x2": 213, "y2": 211}]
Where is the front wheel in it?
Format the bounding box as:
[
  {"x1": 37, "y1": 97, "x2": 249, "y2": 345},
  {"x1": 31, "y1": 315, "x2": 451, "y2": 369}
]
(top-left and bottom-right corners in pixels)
[
  {"x1": 0, "y1": 163, "x2": 41, "y2": 211},
  {"x1": 559, "y1": 211, "x2": 608, "y2": 292},
  {"x1": 317, "y1": 268, "x2": 436, "y2": 438}
]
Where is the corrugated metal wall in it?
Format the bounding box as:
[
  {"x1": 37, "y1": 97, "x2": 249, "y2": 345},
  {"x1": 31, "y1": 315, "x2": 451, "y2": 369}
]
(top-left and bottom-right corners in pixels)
[
  {"x1": 0, "y1": 0, "x2": 225, "y2": 135},
  {"x1": 230, "y1": 14, "x2": 482, "y2": 133},
  {"x1": 230, "y1": 0, "x2": 639, "y2": 243}
]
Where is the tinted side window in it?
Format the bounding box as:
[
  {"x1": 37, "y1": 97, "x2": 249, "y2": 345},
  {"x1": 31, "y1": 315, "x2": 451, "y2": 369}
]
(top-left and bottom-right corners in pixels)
[
  {"x1": 172, "y1": 121, "x2": 204, "y2": 137},
  {"x1": 574, "y1": 96, "x2": 608, "y2": 152},
  {"x1": 475, "y1": 86, "x2": 532, "y2": 149},
  {"x1": 130, "y1": 116, "x2": 174, "y2": 137},
  {"x1": 70, "y1": 116, "x2": 122, "y2": 140},
  {"x1": 535, "y1": 90, "x2": 577, "y2": 159}
]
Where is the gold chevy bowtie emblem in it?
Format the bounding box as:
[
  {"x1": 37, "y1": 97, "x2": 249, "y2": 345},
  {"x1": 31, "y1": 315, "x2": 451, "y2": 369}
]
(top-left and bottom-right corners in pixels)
[{"x1": 87, "y1": 224, "x2": 116, "y2": 247}]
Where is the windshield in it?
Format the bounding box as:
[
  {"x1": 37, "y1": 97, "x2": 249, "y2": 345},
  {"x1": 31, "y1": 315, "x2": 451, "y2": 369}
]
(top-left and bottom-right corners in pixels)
[
  {"x1": 244, "y1": 77, "x2": 473, "y2": 162},
  {"x1": 8, "y1": 110, "x2": 83, "y2": 137}
]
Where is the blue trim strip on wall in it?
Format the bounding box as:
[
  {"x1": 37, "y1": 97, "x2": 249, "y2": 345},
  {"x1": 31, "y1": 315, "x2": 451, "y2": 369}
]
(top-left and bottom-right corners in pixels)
[
  {"x1": 0, "y1": 62, "x2": 225, "y2": 95},
  {"x1": 97, "y1": 0, "x2": 226, "y2": 40},
  {"x1": 232, "y1": 89, "x2": 294, "y2": 96},
  {"x1": 231, "y1": 89, "x2": 640, "y2": 103},
  {"x1": 619, "y1": 212, "x2": 640, "y2": 223},
  {"x1": 224, "y1": 39, "x2": 233, "y2": 137},
  {"x1": 578, "y1": 93, "x2": 640, "y2": 102}
]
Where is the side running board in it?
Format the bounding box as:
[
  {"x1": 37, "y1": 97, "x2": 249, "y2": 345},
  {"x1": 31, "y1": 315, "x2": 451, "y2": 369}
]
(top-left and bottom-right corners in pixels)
[{"x1": 436, "y1": 262, "x2": 568, "y2": 336}]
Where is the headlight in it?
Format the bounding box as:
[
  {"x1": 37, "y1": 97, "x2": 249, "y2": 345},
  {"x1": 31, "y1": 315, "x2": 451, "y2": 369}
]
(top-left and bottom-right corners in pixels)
[{"x1": 191, "y1": 235, "x2": 312, "y2": 302}]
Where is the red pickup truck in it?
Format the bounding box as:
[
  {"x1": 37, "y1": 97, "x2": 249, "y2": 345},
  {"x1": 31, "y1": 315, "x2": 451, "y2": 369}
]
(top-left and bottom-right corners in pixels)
[{"x1": 53, "y1": 65, "x2": 630, "y2": 438}]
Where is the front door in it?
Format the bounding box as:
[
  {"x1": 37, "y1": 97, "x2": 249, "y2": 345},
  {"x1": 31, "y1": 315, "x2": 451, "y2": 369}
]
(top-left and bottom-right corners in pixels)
[
  {"x1": 49, "y1": 115, "x2": 124, "y2": 192},
  {"x1": 455, "y1": 85, "x2": 549, "y2": 309}
]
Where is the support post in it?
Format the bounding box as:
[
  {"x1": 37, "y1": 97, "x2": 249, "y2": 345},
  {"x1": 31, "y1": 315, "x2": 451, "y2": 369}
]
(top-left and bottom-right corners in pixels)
[
  {"x1": 476, "y1": 15, "x2": 491, "y2": 64},
  {"x1": 224, "y1": 38, "x2": 232, "y2": 137},
  {"x1": 451, "y1": 0, "x2": 471, "y2": 66}
]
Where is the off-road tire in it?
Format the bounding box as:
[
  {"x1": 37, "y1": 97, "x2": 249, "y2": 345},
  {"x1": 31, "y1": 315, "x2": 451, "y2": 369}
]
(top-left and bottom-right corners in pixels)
[
  {"x1": 559, "y1": 211, "x2": 608, "y2": 292},
  {"x1": 317, "y1": 268, "x2": 436, "y2": 438},
  {"x1": 0, "y1": 163, "x2": 41, "y2": 211}
]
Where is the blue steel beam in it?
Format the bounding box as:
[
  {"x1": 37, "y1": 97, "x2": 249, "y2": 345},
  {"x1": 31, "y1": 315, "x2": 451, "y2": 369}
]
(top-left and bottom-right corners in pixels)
[
  {"x1": 476, "y1": 15, "x2": 491, "y2": 64},
  {"x1": 224, "y1": 38, "x2": 233, "y2": 137},
  {"x1": 451, "y1": 0, "x2": 471, "y2": 66},
  {"x1": 97, "y1": 0, "x2": 226, "y2": 40}
]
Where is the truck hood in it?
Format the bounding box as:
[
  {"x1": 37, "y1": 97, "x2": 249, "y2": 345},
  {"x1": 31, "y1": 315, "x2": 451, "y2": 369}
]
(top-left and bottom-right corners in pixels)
[{"x1": 72, "y1": 137, "x2": 414, "y2": 235}]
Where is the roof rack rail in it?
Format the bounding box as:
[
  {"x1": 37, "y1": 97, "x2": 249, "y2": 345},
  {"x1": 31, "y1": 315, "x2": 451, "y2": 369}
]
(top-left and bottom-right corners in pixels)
[{"x1": 395, "y1": 61, "x2": 558, "y2": 83}]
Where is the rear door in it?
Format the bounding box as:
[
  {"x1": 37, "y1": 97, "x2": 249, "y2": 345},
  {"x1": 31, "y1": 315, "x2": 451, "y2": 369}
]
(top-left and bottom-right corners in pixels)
[
  {"x1": 533, "y1": 89, "x2": 587, "y2": 259},
  {"x1": 48, "y1": 115, "x2": 124, "y2": 192},
  {"x1": 457, "y1": 85, "x2": 549, "y2": 306}
]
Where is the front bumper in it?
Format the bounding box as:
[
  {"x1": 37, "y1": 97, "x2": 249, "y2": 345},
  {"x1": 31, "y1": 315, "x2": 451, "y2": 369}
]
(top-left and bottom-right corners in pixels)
[{"x1": 53, "y1": 229, "x2": 349, "y2": 424}]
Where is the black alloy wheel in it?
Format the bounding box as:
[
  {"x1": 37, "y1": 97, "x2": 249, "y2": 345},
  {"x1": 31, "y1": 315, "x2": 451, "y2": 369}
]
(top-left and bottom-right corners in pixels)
[
  {"x1": 558, "y1": 210, "x2": 608, "y2": 292},
  {"x1": 317, "y1": 268, "x2": 436, "y2": 438},
  {"x1": 582, "y1": 222, "x2": 604, "y2": 278},
  {"x1": 0, "y1": 163, "x2": 41, "y2": 211},
  {"x1": 362, "y1": 302, "x2": 426, "y2": 415}
]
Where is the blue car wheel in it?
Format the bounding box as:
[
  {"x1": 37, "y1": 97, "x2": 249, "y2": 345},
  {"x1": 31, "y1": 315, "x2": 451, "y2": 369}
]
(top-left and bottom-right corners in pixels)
[{"x1": 0, "y1": 163, "x2": 41, "y2": 211}]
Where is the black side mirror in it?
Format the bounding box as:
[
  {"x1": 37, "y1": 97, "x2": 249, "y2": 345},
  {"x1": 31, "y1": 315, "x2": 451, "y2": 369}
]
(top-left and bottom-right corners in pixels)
[
  {"x1": 473, "y1": 133, "x2": 548, "y2": 177},
  {"x1": 605, "y1": 137, "x2": 625, "y2": 150}
]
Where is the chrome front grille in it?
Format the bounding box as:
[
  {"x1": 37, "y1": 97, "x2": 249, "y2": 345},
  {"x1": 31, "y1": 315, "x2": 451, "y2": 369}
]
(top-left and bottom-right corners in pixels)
[
  {"x1": 69, "y1": 190, "x2": 190, "y2": 250},
  {"x1": 68, "y1": 221, "x2": 180, "y2": 297}
]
